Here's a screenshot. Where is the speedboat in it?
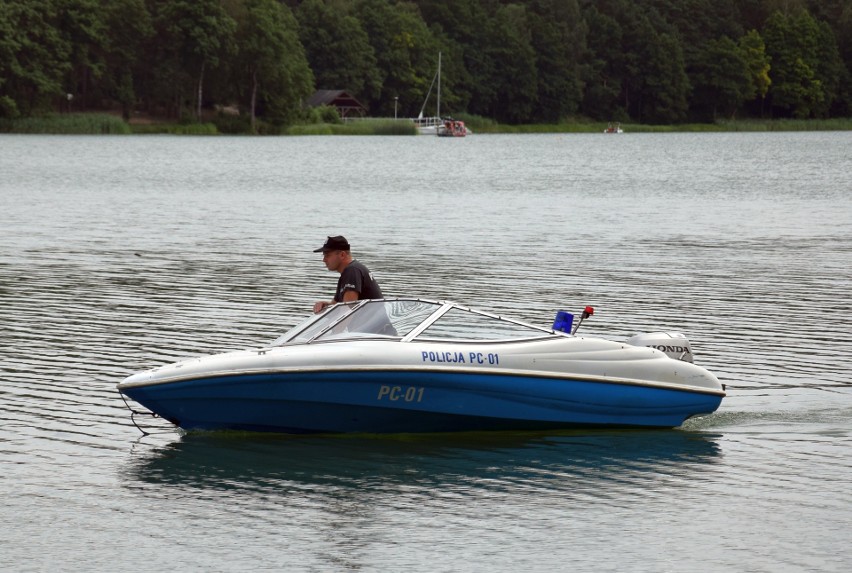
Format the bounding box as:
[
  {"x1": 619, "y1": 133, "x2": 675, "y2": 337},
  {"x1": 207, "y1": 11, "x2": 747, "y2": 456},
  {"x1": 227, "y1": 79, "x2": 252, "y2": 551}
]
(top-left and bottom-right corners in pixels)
[{"x1": 118, "y1": 299, "x2": 725, "y2": 434}]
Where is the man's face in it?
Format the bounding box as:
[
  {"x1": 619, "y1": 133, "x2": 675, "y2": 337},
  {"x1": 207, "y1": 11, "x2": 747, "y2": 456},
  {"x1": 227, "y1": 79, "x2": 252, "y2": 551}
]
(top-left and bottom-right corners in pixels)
[{"x1": 322, "y1": 250, "x2": 343, "y2": 271}]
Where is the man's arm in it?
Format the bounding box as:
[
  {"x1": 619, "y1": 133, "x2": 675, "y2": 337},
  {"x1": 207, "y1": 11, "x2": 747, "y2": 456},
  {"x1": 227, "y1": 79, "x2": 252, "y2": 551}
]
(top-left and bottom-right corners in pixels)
[
  {"x1": 340, "y1": 290, "x2": 359, "y2": 303},
  {"x1": 313, "y1": 290, "x2": 358, "y2": 313}
]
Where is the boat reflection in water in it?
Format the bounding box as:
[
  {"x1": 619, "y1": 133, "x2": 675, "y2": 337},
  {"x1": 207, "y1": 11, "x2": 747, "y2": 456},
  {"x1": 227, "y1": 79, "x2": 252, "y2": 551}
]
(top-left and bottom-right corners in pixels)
[{"x1": 124, "y1": 429, "x2": 723, "y2": 494}]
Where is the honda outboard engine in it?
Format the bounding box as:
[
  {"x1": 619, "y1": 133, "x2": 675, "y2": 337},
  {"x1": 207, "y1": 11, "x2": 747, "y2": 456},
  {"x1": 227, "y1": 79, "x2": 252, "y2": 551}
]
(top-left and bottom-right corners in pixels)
[{"x1": 625, "y1": 332, "x2": 694, "y2": 363}]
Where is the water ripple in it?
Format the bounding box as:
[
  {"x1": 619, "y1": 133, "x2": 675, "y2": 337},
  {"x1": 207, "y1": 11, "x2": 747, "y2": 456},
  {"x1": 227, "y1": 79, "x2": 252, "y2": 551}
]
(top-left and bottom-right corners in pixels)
[{"x1": 2, "y1": 133, "x2": 852, "y2": 571}]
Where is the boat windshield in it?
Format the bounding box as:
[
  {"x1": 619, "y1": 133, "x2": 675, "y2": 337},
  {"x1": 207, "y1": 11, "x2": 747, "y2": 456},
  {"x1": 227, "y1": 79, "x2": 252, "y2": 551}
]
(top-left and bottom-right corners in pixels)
[
  {"x1": 272, "y1": 299, "x2": 557, "y2": 346},
  {"x1": 273, "y1": 300, "x2": 442, "y2": 345},
  {"x1": 414, "y1": 307, "x2": 553, "y2": 341},
  {"x1": 280, "y1": 303, "x2": 362, "y2": 344}
]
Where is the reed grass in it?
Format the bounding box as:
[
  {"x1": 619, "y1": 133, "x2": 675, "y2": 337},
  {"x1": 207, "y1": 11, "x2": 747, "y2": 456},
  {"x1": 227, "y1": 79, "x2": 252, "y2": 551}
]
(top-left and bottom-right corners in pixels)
[
  {"x1": 711, "y1": 118, "x2": 852, "y2": 131},
  {"x1": 1, "y1": 113, "x2": 131, "y2": 134},
  {"x1": 5, "y1": 112, "x2": 849, "y2": 136},
  {"x1": 287, "y1": 119, "x2": 417, "y2": 135},
  {"x1": 129, "y1": 122, "x2": 218, "y2": 135},
  {"x1": 476, "y1": 123, "x2": 602, "y2": 133},
  {"x1": 453, "y1": 113, "x2": 497, "y2": 132},
  {"x1": 287, "y1": 123, "x2": 334, "y2": 135},
  {"x1": 469, "y1": 117, "x2": 852, "y2": 134}
]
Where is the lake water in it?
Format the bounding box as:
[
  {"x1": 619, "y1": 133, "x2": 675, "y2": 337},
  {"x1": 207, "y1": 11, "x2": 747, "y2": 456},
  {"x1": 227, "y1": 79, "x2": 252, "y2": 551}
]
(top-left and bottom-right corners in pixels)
[{"x1": 1, "y1": 132, "x2": 851, "y2": 571}]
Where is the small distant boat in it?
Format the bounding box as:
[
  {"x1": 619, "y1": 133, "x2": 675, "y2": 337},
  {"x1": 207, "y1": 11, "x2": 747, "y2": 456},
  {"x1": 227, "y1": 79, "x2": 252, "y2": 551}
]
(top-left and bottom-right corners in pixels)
[
  {"x1": 416, "y1": 52, "x2": 469, "y2": 137},
  {"x1": 437, "y1": 118, "x2": 467, "y2": 137},
  {"x1": 604, "y1": 122, "x2": 623, "y2": 134}
]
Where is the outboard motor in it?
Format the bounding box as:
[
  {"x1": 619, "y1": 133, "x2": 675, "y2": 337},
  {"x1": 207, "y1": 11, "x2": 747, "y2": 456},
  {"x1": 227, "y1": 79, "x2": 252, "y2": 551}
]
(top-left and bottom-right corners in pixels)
[{"x1": 625, "y1": 332, "x2": 694, "y2": 363}]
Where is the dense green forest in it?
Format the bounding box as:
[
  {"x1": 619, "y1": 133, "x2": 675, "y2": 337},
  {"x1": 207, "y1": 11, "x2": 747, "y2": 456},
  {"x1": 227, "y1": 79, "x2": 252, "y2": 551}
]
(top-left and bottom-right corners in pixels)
[{"x1": 1, "y1": 0, "x2": 850, "y2": 130}]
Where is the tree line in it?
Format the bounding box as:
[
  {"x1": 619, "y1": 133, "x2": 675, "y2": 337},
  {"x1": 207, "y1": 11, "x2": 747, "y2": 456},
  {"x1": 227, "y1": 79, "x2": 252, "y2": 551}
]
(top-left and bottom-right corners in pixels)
[{"x1": 1, "y1": 0, "x2": 850, "y2": 128}]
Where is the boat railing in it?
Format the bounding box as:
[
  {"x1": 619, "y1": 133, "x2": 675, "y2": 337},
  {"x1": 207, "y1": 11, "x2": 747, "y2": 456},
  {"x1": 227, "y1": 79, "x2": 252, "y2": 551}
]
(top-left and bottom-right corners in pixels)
[
  {"x1": 342, "y1": 116, "x2": 428, "y2": 125},
  {"x1": 412, "y1": 116, "x2": 443, "y2": 128}
]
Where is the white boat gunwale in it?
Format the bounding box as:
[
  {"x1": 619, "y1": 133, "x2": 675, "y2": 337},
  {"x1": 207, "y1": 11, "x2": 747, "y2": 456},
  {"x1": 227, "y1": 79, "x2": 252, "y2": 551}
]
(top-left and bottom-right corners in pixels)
[{"x1": 116, "y1": 361, "x2": 726, "y2": 397}]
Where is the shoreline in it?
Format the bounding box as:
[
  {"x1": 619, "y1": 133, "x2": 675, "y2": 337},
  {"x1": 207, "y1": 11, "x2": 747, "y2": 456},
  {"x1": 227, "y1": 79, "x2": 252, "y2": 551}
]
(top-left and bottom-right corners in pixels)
[{"x1": 2, "y1": 112, "x2": 852, "y2": 135}]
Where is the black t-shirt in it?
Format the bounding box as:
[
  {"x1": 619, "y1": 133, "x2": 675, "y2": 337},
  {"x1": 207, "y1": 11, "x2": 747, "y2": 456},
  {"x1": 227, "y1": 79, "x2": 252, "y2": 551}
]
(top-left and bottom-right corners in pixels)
[{"x1": 334, "y1": 259, "x2": 383, "y2": 302}]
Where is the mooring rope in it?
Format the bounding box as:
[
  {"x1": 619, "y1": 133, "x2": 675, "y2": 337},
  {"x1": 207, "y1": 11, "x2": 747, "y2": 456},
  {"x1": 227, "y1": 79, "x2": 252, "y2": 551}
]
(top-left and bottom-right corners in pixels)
[{"x1": 118, "y1": 389, "x2": 159, "y2": 436}]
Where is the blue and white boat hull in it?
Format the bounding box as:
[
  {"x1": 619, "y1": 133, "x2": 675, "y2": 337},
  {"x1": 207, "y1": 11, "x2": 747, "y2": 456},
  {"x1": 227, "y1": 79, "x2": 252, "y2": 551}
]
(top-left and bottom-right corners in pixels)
[
  {"x1": 119, "y1": 332, "x2": 725, "y2": 433},
  {"x1": 121, "y1": 369, "x2": 722, "y2": 433},
  {"x1": 119, "y1": 299, "x2": 726, "y2": 433}
]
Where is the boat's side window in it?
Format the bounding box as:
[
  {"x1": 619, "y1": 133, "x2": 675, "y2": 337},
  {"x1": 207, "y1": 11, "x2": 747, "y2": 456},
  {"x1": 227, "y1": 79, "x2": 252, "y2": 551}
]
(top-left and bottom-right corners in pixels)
[{"x1": 417, "y1": 309, "x2": 545, "y2": 340}]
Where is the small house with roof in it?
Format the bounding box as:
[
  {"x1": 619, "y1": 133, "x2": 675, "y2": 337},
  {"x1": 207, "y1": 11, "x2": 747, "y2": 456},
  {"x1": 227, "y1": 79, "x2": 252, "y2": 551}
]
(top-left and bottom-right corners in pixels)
[{"x1": 305, "y1": 90, "x2": 367, "y2": 119}]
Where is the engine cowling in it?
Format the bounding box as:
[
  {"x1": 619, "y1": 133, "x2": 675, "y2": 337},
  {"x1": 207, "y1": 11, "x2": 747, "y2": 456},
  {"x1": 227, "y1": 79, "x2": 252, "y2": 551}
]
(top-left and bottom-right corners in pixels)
[{"x1": 625, "y1": 332, "x2": 694, "y2": 363}]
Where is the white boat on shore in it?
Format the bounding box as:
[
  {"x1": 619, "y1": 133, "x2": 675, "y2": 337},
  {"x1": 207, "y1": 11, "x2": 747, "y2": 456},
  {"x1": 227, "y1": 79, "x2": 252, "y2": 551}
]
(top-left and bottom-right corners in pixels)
[{"x1": 415, "y1": 53, "x2": 470, "y2": 136}]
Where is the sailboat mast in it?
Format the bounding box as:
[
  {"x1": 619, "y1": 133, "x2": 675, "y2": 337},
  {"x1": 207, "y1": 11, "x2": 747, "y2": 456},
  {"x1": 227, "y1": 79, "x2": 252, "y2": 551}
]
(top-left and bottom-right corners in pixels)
[{"x1": 437, "y1": 52, "x2": 441, "y2": 119}]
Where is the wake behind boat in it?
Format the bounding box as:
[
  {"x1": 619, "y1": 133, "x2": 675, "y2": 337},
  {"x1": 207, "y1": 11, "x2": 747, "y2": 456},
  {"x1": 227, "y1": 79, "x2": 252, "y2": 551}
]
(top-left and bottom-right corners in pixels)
[{"x1": 118, "y1": 299, "x2": 724, "y2": 434}]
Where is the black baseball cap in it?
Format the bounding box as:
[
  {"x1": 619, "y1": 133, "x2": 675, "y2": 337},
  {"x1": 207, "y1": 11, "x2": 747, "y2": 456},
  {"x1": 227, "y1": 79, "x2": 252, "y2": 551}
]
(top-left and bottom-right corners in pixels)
[{"x1": 313, "y1": 235, "x2": 351, "y2": 253}]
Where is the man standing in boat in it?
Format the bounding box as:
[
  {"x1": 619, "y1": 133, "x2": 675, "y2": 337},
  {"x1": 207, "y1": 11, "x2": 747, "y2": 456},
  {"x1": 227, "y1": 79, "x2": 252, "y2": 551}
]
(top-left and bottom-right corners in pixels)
[{"x1": 313, "y1": 235, "x2": 384, "y2": 313}]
